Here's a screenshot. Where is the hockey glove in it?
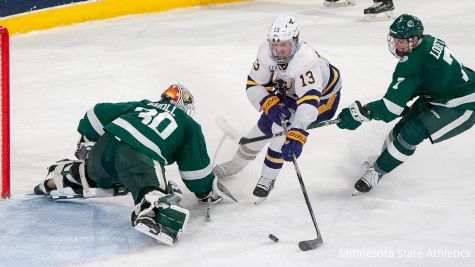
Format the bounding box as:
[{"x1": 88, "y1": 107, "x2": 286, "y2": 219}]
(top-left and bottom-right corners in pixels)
[
  {"x1": 272, "y1": 71, "x2": 292, "y2": 95},
  {"x1": 198, "y1": 177, "x2": 238, "y2": 204},
  {"x1": 281, "y1": 128, "x2": 309, "y2": 161},
  {"x1": 337, "y1": 101, "x2": 371, "y2": 130},
  {"x1": 260, "y1": 95, "x2": 291, "y2": 126},
  {"x1": 273, "y1": 79, "x2": 291, "y2": 95}
]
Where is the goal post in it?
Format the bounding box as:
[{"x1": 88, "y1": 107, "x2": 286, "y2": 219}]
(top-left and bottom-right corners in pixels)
[{"x1": 0, "y1": 27, "x2": 10, "y2": 199}]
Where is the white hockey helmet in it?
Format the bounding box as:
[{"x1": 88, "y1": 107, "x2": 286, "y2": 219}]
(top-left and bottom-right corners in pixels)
[
  {"x1": 161, "y1": 83, "x2": 195, "y2": 116},
  {"x1": 267, "y1": 15, "x2": 301, "y2": 64}
]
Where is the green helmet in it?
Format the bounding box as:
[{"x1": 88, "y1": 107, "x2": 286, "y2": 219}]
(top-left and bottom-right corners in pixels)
[{"x1": 389, "y1": 14, "x2": 424, "y2": 39}]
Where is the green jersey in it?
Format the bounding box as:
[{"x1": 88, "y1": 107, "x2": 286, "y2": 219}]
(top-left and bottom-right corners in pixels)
[
  {"x1": 368, "y1": 34, "x2": 475, "y2": 122},
  {"x1": 77, "y1": 100, "x2": 213, "y2": 183}
]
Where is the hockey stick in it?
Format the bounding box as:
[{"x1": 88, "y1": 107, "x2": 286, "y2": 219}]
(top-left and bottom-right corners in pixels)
[
  {"x1": 215, "y1": 116, "x2": 241, "y2": 144},
  {"x1": 207, "y1": 134, "x2": 227, "y2": 222},
  {"x1": 205, "y1": 117, "x2": 242, "y2": 222},
  {"x1": 239, "y1": 118, "x2": 341, "y2": 145},
  {"x1": 281, "y1": 118, "x2": 323, "y2": 251},
  {"x1": 291, "y1": 152, "x2": 324, "y2": 251}
]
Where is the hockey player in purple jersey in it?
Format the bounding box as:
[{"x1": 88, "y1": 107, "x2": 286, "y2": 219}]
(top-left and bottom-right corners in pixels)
[{"x1": 214, "y1": 15, "x2": 342, "y2": 201}]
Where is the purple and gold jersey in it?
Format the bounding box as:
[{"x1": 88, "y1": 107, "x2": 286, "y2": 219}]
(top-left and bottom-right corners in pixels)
[{"x1": 246, "y1": 42, "x2": 342, "y2": 130}]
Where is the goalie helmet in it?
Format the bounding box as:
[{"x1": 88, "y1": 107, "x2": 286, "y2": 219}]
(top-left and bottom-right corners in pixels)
[
  {"x1": 387, "y1": 14, "x2": 424, "y2": 58},
  {"x1": 267, "y1": 15, "x2": 301, "y2": 64},
  {"x1": 161, "y1": 84, "x2": 195, "y2": 116}
]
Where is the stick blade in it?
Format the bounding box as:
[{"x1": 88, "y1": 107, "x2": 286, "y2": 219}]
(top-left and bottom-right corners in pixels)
[
  {"x1": 298, "y1": 237, "x2": 323, "y2": 251},
  {"x1": 214, "y1": 178, "x2": 238, "y2": 203}
]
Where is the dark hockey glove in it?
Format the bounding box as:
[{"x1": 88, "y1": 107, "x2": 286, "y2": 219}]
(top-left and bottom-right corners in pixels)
[
  {"x1": 260, "y1": 95, "x2": 291, "y2": 126},
  {"x1": 337, "y1": 101, "x2": 371, "y2": 130},
  {"x1": 272, "y1": 71, "x2": 292, "y2": 95},
  {"x1": 273, "y1": 79, "x2": 291, "y2": 95},
  {"x1": 281, "y1": 128, "x2": 309, "y2": 161}
]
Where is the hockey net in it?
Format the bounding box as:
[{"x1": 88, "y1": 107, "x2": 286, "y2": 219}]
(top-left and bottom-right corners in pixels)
[{"x1": 0, "y1": 27, "x2": 10, "y2": 199}]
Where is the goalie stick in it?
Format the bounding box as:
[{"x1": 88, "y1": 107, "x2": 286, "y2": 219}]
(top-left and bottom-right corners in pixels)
[
  {"x1": 206, "y1": 117, "x2": 240, "y2": 222},
  {"x1": 239, "y1": 118, "x2": 341, "y2": 145}
]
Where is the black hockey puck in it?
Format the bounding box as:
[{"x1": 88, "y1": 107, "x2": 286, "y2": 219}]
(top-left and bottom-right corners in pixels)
[{"x1": 268, "y1": 234, "x2": 279, "y2": 243}]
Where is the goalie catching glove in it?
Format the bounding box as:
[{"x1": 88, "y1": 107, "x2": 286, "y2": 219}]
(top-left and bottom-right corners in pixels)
[
  {"x1": 337, "y1": 100, "x2": 371, "y2": 130},
  {"x1": 260, "y1": 94, "x2": 291, "y2": 126},
  {"x1": 198, "y1": 177, "x2": 238, "y2": 203},
  {"x1": 281, "y1": 128, "x2": 308, "y2": 161}
]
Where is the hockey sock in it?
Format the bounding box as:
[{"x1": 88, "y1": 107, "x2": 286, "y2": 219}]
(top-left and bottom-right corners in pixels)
[
  {"x1": 261, "y1": 148, "x2": 284, "y2": 180},
  {"x1": 376, "y1": 119, "x2": 429, "y2": 173}
]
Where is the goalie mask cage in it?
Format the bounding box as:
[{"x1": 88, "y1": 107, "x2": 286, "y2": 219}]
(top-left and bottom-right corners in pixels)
[{"x1": 0, "y1": 27, "x2": 10, "y2": 199}]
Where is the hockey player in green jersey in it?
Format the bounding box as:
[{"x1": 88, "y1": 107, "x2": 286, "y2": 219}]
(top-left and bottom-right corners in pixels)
[
  {"x1": 336, "y1": 14, "x2": 475, "y2": 193},
  {"x1": 33, "y1": 84, "x2": 230, "y2": 246}
]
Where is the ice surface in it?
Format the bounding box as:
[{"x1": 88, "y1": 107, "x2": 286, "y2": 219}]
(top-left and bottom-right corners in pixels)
[{"x1": 2, "y1": 0, "x2": 475, "y2": 266}]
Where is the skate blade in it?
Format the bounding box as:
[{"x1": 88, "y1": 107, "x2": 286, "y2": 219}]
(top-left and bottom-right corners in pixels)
[
  {"x1": 324, "y1": 1, "x2": 356, "y2": 8},
  {"x1": 50, "y1": 188, "x2": 83, "y2": 200},
  {"x1": 134, "y1": 223, "x2": 174, "y2": 246},
  {"x1": 215, "y1": 179, "x2": 238, "y2": 203},
  {"x1": 364, "y1": 11, "x2": 394, "y2": 22},
  {"x1": 254, "y1": 196, "x2": 267, "y2": 205},
  {"x1": 205, "y1": 203, "x2": 212, "y2": 222}
]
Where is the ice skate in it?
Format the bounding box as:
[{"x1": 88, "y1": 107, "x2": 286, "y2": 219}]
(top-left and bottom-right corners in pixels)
[
  {"x1": 253, "y1": 176, "x2": 275, "y2": 203},
  {"x1": 324, "y1": 0, "x2": 356, "y2": 8},
  {"x1": 33, "y1": 181, "x2": 51, "y2": 196},
  {"x1": 354, "y1": 164, "x2": 383, "y2": 193},
  {"x1": 364, "y1": 0, "x2": 395, "y2": 22}
]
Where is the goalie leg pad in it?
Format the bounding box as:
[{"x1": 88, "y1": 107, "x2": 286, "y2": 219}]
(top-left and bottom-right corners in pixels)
[
  {"x1": 134, "y1": 216, "x2": 175, "y2": 246},
  {"x1": 133, "y1": 204, "x2": 189, "y2": 246},
  {"x1": 37, "y1": 159, "x2": 87, "y2": 199},
  {"x1": 155, "y1": 204, "x2": 190, "y2": 242},
  {"x1": 37, "y1": 159, "x2": 127, "y2": 199},
  {"x1": 132, "y1": 190, "x2": 189, "y2": 245}
]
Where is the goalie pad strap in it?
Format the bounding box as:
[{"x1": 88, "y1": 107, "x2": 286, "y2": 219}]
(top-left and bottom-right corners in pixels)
[
  {"x1": 79, "y1": 161, "x2": 90, "y2": 193},
  {"x1": 52, "y1": 164, "x2": 65, "y2": 191},
  {"x1": 153, "y1": 160, "x2": 169, "y2": 193}
]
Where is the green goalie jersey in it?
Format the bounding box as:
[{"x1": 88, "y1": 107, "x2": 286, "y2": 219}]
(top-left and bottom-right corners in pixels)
[
  {"x1": 77, "y1": 100, "x2": 213, "y2": 184},
  {"x1": 368, "y1": 34, "x2": 475, "y2": 122}
]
